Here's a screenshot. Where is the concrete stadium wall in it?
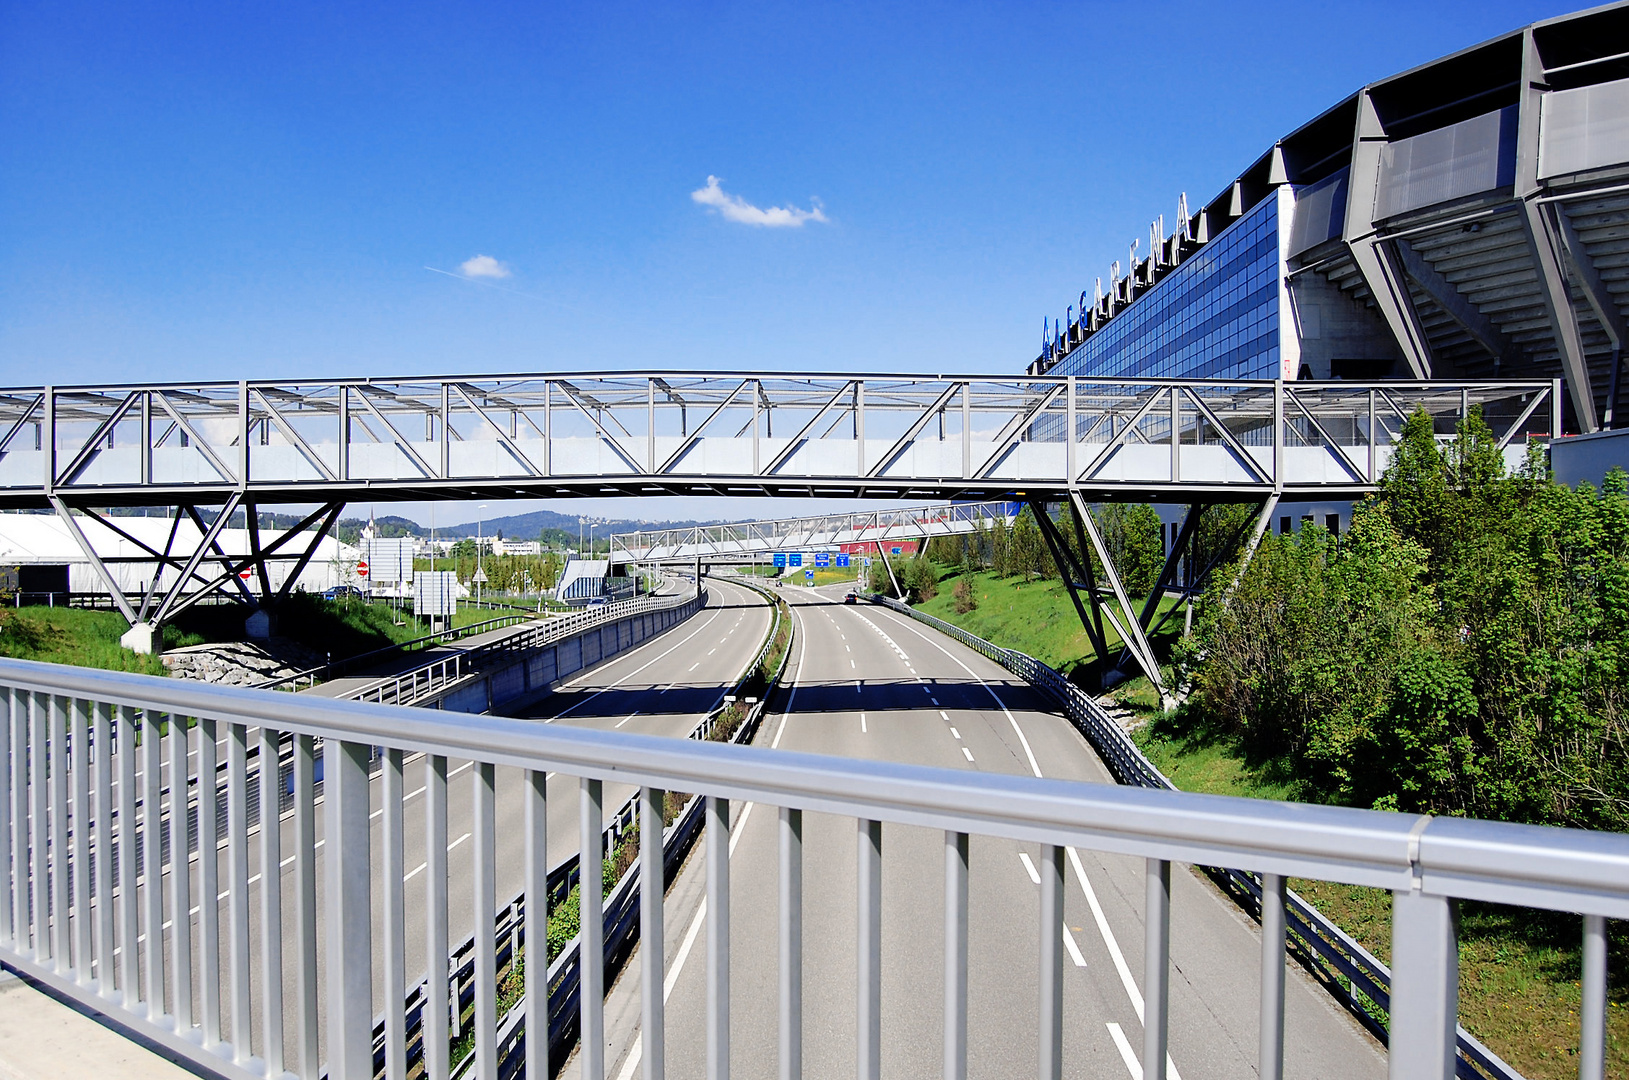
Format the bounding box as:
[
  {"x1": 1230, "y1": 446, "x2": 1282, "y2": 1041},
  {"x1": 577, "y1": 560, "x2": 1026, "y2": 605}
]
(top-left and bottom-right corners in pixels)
[{"x1": 431, "y1": 593, "x2": 704, "y2": 715}]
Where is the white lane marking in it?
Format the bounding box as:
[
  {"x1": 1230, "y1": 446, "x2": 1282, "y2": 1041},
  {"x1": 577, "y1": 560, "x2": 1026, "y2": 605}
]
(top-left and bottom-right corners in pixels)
[
  {"x1": 877, "y1": 611, "x2": 1043, "y2": 778},
  {"x1": 860, "y1": 713, "x2": 867, "y2": 734},
  {"x1": 1068, "y1": 849, "x2": 1182, "y2": 1079},
  {"x1": 1064, "y1": 927, "x2": 1088, "y2": 968},
  {"x1": 855, "y1": 681, "x2": 861, "y2": 693},
  {"x1": 707, "y1": 648, "x2": 716, "y2": 656},
  {"x1": 844, "y1": 644, "x2": 850, "y2": 652},
  {"x1": 950, "y1": 727, "x2": 960, "y2": 739},
  {"x1": 615, "y1": 711, "x2": 639, "y2": 729},
  {"x1": 771, "y1": 600, "x2": 811, "y2": 750},
  {"x1": 1019, "y1": 852, "x2": 1041, "y2": 884},
  {"x1": 1067, "y1": 847, "x2": 1140, "y2": 1016},
  {"x1": 850, "y1": 611, "x2": 909, "y2": 662},
  {"x1": 850, "y1": 659, "x2": 855, "y2": 668},
  {"x1": 1107, "y1": 1023, "x2": 1141, "y2": 1078},
  {"x1": 961, "y1": 747, "x2": 974, "y2": 762},
  {"x1": 930, "y1": 698, "x2": 939, "y2": 706},
  {"x1": 940, "y1": 711, "x2": 951, "y2": 721},
  {"x1": 403, "y1": 832, "x2": 471, "y2": 883},
  {"x1": 687, "y1": 663, "x2": 699, "y2": 672},
  {"x1": 547, "y1": 608, "x2": 728, "y2": 720}
]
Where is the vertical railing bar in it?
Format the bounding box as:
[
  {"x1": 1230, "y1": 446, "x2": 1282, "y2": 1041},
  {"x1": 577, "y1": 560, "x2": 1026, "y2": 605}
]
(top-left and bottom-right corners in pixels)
[
  {"x1": 1258, "y1": 872, "x2": 1286, "y2": 1080},
  {"x1": 524, "y1": 769, "x2": 548, "y2": 1080},
  {"x1": 582, "y1": 779, "x2": 606, "y2": 1080},
  {"x1": 257, "y1": 727, "x2": 284, "y2": 1075},
  {"x1": 384, "y1": 748, "x2": 407, "y2": 1080},
  {"x1": 227, "y1": 723, "x2": 252, "y2": 1057},
  {"x1": 117, "y1": 704, "x2": 139, "y2": 1006},
  {"x1": 473, "y1": 761, "x2": 498, "y2": 1080},
  {"x1": 72, "y1": 698, "x2": 93, "y2": 984},
  {"x1": 640, "y1": 786, "x2": 665, "y2": 1080},
  {"x1": 0, "y1": 689, "x2": 14, "y2": 954},
  {"x1": 943, "y1": 831, "x2": 968, "y2": 1080},
  {"x1": 141, "y1": 708, "x2": 164, "y2": 1017},
  {"x1": 293, "y1": 734, "x2": 318, "y2": 1078},
  {"x1": 51, "y1": 695, "x2": 70, "y2": 972},
  {"x1": 424, "y1": 755, "x2": 451, "y2": 1080},
  {"x1": 31, "y1": 693, "x2": 49, "y2": 965},
  {"x1": 169, "y1": 714, "x2": 194, "y2": 1032},
  {"x1": 93, "y1": 700, "x2": 115, "y2": 997},
  {"x1": 325, "y1": 740, "x2": 374, "y2": 1079},
  {"x1": 857, "y1": 818, "x2": 881, "y2": 1080},
  {"x1": 1039, "y1": 845, "x2": 1063, "y2": 1080},
  {"x1": 197, "y1": 716, "x2": 221, "y2": 1046},
  {"x1": 1579, "y1": 913, "x2": 1607, "y2": 1080},
  {"x1": 1389, "y1": 888, "x2": 1458, "y2": 1080},
  {"x1": 778, "y1": 807, "x2": 802, "y2": 1080},
  {"x1": 1143, "y1": 858, "x2": 1171, "y2": 1080}
]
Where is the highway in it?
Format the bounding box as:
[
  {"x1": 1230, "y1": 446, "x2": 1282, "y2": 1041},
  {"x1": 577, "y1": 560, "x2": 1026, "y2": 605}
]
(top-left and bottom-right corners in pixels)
[{"x1": 606, "y1": 580, "x2": 1386, "y2": 1080}]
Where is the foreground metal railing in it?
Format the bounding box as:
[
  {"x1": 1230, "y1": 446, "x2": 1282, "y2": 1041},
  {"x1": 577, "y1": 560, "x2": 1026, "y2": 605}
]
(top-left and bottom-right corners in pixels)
[{"x1": 0, "y1": 652, "x2": 1623, "y2": 1080}]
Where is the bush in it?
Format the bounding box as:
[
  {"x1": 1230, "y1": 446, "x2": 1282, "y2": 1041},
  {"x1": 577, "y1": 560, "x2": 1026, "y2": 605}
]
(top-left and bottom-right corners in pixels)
[{"x1": 952, "y1": 576, "x2": 977, "y2": 614}]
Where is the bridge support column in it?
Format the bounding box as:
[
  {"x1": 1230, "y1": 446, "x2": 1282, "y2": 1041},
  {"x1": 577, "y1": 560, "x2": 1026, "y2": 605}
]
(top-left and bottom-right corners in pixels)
[{"x1": 119, "y1": 622, "x2": 160, "y2": 656}]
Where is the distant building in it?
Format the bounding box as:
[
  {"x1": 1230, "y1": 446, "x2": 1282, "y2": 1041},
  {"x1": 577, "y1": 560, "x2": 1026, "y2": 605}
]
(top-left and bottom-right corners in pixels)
[
  {"x1": 492, "y1": 537, "x2": 542, "y2": 557},
  {"x1": 0, "y1": 512, "x2": 355, "y2": 601}
]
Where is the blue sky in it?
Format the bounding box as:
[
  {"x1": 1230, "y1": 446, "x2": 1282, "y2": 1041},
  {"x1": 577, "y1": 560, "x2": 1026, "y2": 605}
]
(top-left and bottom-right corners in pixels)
[{"x1": 0, "y1": 1, "x2": 1585, "y2": 524}]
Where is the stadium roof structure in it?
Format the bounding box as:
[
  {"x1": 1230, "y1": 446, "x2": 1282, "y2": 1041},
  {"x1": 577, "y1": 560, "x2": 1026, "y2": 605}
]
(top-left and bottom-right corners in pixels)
[{"x1": 1031, "y1": 2, "x2": 1629, "y2": 434}]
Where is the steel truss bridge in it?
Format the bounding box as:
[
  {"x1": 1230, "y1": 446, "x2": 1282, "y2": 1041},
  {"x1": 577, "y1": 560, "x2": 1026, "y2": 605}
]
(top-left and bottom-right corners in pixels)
[
  {"x1": 0, "y1": 371, "x2": 1560, "y2": 649},
  {"x1": 608, "y1": 500, "x2": 1022, "y2": 563}
]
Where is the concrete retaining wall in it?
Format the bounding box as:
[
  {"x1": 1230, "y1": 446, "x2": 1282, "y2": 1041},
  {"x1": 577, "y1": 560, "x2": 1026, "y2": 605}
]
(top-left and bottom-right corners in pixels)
[{"x1": 430, "y1": 593, "x2": 704, "y2": 714}]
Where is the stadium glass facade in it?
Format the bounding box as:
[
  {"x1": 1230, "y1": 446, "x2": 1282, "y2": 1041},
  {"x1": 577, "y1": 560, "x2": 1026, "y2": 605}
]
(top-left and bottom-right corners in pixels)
[{"x1": 1051, "y1": 196, "x2": 1281, "y2": 381}]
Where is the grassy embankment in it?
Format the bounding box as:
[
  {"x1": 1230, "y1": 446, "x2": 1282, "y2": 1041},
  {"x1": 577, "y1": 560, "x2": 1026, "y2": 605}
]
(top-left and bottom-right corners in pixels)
[
  {"x1": 910, "y1": 567, "x2": 1179, "y2": 681},
  {"x1": 0, "y1": 594, "x2": 517, "y2": 678},
  {"x1": 0, "y1": 607, "x2": 168, "y2": 675},
  {"x1": 908, "y1": 564, "x2": 1625, "y2": 1077}
]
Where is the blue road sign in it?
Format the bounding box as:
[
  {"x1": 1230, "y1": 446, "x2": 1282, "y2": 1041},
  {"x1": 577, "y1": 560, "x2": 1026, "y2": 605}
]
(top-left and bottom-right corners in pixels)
[
  {"x1": 890, "y1": 546, "x2": 902, "y2": 555},
  {"x1": 836, "y1": 554, "x2": 850, "y2": 567},
  {"x1": 863, "y1": 557, "x2": 872, "y2": 567},
  {"x1": 805, "y1": 569, "x2": 814, "y2": 580},
  {"x1": 815, "y1": 553, "x2": 831, "y2": 567},
  {"x1": 772, "y1": 553, "x2": 787, "y2": 568},
  {"x1": 789, "y1": 553, "x2": 803, "y2": 567}
]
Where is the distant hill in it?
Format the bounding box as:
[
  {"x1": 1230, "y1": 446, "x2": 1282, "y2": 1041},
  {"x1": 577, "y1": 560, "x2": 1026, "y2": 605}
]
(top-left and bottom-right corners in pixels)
[{"x1": 433, "y1": 509, "x2": 728, "y2": 540}]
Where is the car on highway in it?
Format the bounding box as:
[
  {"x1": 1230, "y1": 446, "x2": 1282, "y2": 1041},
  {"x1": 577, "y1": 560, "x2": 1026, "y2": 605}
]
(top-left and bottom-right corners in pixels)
[{"x1": 843, "y1": 592, "x2": 857, "y2": 604}]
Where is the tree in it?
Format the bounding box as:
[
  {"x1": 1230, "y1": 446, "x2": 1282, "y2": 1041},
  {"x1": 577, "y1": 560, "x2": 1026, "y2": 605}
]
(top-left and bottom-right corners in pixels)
[{"x1": 1091, "y1": 503, "x2": 1163, "y2": 596}]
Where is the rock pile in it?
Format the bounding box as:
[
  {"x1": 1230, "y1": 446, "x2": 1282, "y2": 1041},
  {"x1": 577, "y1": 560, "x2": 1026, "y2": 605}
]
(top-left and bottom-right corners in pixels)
[{"x1": 161, "y1": 639, "x2": 325, "y2": 687}]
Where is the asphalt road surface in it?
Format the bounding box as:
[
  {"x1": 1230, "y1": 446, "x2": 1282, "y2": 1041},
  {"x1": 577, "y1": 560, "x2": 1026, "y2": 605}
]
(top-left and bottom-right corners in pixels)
[{"x1": 607, "y1": 581, "x2": 1386, "y2": 1080}]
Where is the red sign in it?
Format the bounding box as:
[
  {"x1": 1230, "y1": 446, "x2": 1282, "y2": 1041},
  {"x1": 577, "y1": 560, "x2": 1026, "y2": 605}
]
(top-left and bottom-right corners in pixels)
[{"x1": 357, "y1": 560, "x2": 369, "y2": 578}]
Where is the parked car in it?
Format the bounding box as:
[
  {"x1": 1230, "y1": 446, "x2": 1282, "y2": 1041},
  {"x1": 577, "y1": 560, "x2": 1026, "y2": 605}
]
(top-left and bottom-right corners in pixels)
[{"x1": 323, "y1": 585, "x2": 363, "y2": 601}]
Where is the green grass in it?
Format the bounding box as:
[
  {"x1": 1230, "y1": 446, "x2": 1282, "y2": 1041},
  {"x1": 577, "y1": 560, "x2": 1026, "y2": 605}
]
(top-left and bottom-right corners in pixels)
[
  {"x1": 1132, "y1": 714, "x2": 1627, "y2": 1078},
  {"x1": 0, "y1": 607, "x2": 168, "y2": 676},
  {"x1": 912, "y1": 568, "x2": 1181, "y2": 679}
]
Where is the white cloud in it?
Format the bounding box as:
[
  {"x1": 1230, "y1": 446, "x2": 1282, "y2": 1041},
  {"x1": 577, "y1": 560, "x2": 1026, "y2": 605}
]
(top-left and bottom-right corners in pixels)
[
  {"x1": 690, "y1": 176, "x2": 827, "y2": 227},
  {"x1": 459, "y1": 254, "x2": 511, "y2": 279}
]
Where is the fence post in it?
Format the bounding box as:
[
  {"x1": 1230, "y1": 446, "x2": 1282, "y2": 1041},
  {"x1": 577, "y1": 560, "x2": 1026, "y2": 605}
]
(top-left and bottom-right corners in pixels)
[
  {"x1": 1388, "y1": 888, "x2": 1457, "y2": 1080},
  {"x1": 325, "y1": 740, "x2": 375, "y2": 1078}
]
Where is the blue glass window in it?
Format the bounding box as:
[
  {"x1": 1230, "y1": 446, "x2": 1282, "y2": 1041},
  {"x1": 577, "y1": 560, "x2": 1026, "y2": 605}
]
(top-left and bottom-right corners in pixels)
[{"x1": 1052, "y1": 196, "x2": 1280, "y2": 381}]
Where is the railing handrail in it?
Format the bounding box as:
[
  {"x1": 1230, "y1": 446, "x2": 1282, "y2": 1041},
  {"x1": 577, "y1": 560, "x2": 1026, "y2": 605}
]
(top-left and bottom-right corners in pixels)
[
  {"x1": 2, "y1": 652, "x2": 1624, "y2": 913},
  {"x1": 256, "y1": 611, "x2": 539, "y2": 691}
]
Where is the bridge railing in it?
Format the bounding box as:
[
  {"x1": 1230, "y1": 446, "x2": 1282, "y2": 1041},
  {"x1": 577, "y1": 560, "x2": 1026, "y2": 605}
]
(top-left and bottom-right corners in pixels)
[{"x1": 0, "y1": 655, "x2": 1622, "y2": 1080}]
